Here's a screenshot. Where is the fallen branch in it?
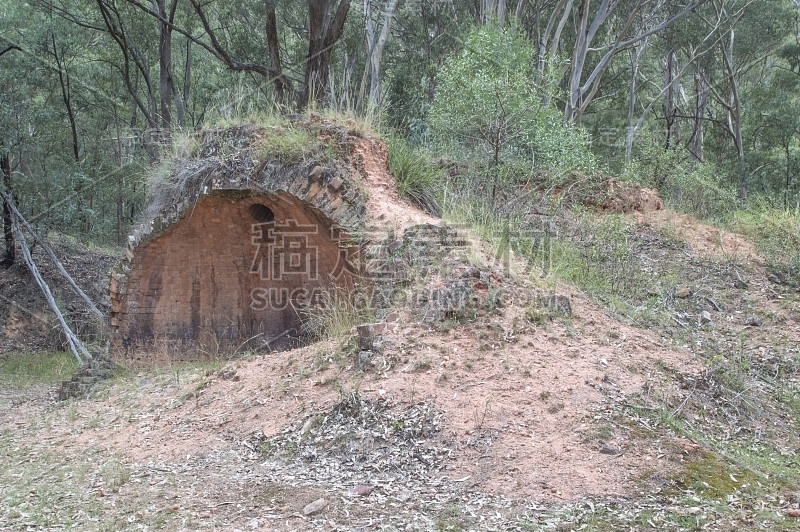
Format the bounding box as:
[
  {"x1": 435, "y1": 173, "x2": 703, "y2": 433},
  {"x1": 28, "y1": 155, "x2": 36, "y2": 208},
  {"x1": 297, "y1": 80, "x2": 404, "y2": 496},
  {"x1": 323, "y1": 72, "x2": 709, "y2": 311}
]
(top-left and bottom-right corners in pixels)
[
  {"x1": 10, "y1": 213, "x2": 90, "y2": 363},
  {"x1": 704, "y1": 296, "x2": 722, "y2": 312},
  {"x1": 0, "y1": 189, "x2": 104, "y2": 320}
]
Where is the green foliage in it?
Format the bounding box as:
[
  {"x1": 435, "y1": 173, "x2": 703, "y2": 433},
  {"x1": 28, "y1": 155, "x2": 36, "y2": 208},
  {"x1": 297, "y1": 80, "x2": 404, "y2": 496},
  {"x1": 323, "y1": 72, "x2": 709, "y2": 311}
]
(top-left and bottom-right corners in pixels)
[
  {"x1": 429, "y1": 25, "x2": 594, "y2": 174},
  {"x1": 386, "y1": 134, "x2": 443, "y2": 214},
  {"x1": 622, "y1": 139, "x2": 737, "y2": 220},
  {"x1": 730, "y1": 205, "x2": 800, "y2": 284},
  {"x1": 0, "y1": 351, "x2": 79, "y2": 388},
  {"x1": 664, "y1": 163, "x2": 738, "y2": 221}
]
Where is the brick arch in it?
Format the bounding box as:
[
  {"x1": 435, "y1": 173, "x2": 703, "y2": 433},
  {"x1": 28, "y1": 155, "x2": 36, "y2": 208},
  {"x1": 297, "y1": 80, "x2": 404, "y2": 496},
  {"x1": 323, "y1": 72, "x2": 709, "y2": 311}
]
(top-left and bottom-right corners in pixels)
[
  {"x1": 111, "y1": 192, "x2": 354, "y2": 359},
  {"x1": 109, "y1": 124, "x2": 370, "y2": 361}
]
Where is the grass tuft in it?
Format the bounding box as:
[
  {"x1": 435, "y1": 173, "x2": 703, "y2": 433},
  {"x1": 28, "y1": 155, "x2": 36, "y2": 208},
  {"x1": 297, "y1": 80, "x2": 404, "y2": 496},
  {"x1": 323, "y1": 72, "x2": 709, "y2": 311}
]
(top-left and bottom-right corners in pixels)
[
  {"x1": 387, "y1": 134, "x2": 443, "y2": 215},
  {"x1": 300, "y1": 286, "x2": 375, "y2": 341}
]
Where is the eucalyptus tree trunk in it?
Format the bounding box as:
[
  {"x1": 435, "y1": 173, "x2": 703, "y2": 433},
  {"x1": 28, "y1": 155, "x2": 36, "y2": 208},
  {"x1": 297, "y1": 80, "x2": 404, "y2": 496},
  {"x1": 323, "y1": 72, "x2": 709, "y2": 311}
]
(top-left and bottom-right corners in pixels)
[
  {"x1": 689, "y1": 63, "x2": 708, "y2": 163},
  {"x1": 362, "y1": 0, "x2": 398, "y2": 109},
  {"x1": 1, "y1": 151, "x2": 14, "y2": 267},
  {"x1": 155, "y1": 0, "x2": 179, "y2": 134},
  {"x1": 720, "y1": 29, "x2": 747, "y2": 200},
  {"x1": 663, "y1": 49, "x2": 681, "y2": 150},
  {"x1": 564, "y1": 0, "x2": 700, "y2": 123},
  {"x1": 534, "y1": 0, "x2": 572, "y2": 100},
  {"x1": 49, "y1": 34, "x2": 80, "y2": 162},
  {"x1": 300, "y1": 0, "x2": 352, "y2": 109},
  {"x1": 625, "y1": 39, "x2": 648, "y2": 164},
  {"x1": 266, "y1": 1, "x2": 291, "y2": 106}
]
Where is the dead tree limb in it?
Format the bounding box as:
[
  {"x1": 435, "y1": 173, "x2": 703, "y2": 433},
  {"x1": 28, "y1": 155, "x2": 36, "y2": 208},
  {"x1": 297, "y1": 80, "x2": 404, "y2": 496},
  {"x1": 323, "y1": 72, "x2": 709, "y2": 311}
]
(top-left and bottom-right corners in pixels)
[
  {"x1": 11, "y1": 213, "x2": 90, "y2": 363},
  {"x1": 0, "y1": 189, "x2": 104, "y2": 320}
]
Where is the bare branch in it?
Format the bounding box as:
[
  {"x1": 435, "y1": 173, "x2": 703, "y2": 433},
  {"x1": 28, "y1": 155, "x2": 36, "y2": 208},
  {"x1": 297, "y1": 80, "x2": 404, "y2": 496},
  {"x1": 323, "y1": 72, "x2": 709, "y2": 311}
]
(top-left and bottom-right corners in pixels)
[{"x1": 0, "y1": 45, "x2": 22, "y2": 57}]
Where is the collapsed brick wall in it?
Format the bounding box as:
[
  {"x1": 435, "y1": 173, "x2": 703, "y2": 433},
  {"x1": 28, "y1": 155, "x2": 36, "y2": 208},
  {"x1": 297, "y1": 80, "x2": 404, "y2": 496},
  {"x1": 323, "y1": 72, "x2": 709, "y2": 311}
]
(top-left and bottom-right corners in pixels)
[{"x1": 109, "y1": 124, "x2": 368, "y2": 361}]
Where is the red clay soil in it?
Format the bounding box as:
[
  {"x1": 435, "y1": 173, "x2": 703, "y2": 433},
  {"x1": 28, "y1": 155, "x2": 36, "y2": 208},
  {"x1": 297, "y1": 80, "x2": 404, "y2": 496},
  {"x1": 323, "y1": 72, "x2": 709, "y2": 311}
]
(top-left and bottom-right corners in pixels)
[{"x1": 351, "y1": 137, "x2": 438, "y2": 233}]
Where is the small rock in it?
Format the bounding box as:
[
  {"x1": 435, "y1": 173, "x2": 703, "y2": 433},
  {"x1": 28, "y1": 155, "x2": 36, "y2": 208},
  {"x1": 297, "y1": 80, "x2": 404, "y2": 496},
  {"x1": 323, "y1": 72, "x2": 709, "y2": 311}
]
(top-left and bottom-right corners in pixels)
[
  {"x1": 358, "y1": 350, "x2": 373, "y2": 369},
  {"x1": 300, "y1": 415, "x2": 318, "y2": 435},
  {"x1": 745, "y1": 315, "x2": 763, "y2": 327},
  {"x1": 599, "y1": 445, "x2": 620, "y2": 455},
  {"x1": 674, "y1": 287, "x2": 692, "y2": 299},
  {"x1": 220, "y1": 370, "x2": 238, "y2": 380},
  {"x1": 768, "y1": 272, "x2": 786, "y2": 285},
  {"x1": 699, "y1": 310, "x2": 712, "y2": 325},
  {"x1": 247, "y1": 517, "x2": 261, "y2": 529},
  {"x1": 734, "y1": 279, "x2": 748, "y2": 289},
  {"x1": 303, "y1": 498, "x2": 328, "y2": 516},
  {"x1": 356, "y1": 323, "x2": 382, "y2": 350},
  {"x1": 199, "y1": 511, "x2": 212, "y2": 519},
  {"x1": 328, "y1": 175, "x2": 344, "y2": 191},
  {"x1": 687, "y1": 506, "x2": 702, "y2": 515},
  {"x1": 545, "y1": 295, "x2": 572, "y2": 317},
  {"x1": 397, "y1": 491, "x2": 413, "y2": 502},
  {"x1": 351, "y1": 484, "x2": 374, "y2": 497},
  {"x1": 308, "y1": 165, "x2": 324, "y2": 182},
  {"x1": 787, "y1": 508, "x2": 800, "y2": 518}
]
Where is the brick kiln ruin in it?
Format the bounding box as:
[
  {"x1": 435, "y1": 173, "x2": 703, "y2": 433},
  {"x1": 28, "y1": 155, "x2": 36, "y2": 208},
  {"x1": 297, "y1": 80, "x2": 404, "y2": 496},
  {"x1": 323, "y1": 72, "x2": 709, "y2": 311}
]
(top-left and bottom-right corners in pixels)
[{"x1": 109, "y1": 124, "x2": 367, "y2": 360}]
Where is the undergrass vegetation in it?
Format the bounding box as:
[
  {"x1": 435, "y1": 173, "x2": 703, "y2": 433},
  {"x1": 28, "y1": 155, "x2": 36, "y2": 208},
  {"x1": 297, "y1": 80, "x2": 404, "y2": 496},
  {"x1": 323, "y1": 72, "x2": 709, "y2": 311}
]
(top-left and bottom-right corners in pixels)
[
  {"x1": 255, "y1": 125, "x2": 317, "y2": 164},
  {"x1": 0, "y1": 350, "x2": 79, "y2": 388},
  {"x1": 729, "y1": 205, "x2": 800, "y2": 285}
]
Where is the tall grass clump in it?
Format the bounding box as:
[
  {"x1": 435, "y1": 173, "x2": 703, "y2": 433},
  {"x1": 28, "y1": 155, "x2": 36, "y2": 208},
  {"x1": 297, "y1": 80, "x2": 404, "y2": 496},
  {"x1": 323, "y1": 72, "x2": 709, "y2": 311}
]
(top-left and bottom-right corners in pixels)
[
  {"x1": 387, "y1": 134, "x2": 443, "y2": 215},
  {"x1": 299, "y1": 286, "x2": 376, "y2": 341}
]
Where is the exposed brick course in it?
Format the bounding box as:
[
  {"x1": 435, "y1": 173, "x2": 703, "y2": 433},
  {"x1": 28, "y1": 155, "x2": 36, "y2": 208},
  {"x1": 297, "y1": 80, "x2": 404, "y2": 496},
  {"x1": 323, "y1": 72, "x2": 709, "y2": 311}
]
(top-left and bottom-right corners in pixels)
[{"x1": 110, "y1": 125, "x2": 367, "y2": 361}]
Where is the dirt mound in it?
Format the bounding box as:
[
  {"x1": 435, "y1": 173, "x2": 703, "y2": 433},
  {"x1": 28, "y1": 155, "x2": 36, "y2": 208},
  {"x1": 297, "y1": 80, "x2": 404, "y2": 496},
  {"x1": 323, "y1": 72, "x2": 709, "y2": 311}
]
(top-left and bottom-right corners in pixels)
[
  {"x1": 4, "y1": 191, "x2": 800, "y2": 528},
  {"x1": 634, "y1": 209, "x2": 760, "y2": 262},
  {"x1": 22, "y1": 228, "x2": 701, "y2": 503},
  {"x1": 603, "y1": 179, "x2": 665, "y2": 214},
  {"x1": 351, "y1": 136, "x2": 438, "y2": 233}
]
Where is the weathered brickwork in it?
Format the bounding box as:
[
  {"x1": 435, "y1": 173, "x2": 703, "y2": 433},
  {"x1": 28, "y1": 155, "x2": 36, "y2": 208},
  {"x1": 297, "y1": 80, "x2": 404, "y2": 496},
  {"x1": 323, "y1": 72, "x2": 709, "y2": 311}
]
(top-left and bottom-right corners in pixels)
[{"x1": 110, "y1": 125, "x2": 367, "y2": 361}]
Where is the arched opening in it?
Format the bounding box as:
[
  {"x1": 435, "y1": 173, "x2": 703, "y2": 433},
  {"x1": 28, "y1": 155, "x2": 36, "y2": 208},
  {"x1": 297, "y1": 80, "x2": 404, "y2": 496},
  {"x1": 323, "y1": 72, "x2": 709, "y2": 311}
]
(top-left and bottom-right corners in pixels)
[
  {"x1": 116, "y1": 193, "x2": 355, "y2": 359},
  {"x1": 249, "y1": 203, "x2": 275, "y2": 223}
]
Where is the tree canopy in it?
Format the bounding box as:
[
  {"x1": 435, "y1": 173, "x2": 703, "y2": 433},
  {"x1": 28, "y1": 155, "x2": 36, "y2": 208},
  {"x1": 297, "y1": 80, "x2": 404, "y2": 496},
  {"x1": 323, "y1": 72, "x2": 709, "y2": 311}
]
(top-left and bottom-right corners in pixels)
[{"x1": 2, "y1": 0, "x2": 800, "y2": 255}]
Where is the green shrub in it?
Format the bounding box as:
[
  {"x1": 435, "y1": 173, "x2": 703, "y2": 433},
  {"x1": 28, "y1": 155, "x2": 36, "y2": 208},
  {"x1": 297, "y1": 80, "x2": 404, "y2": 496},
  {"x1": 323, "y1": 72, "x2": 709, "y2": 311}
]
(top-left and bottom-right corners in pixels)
[
  {"x1": 429, "y1": 25, "x2": 594, "y2": 174},
  {"x1": 622, "y1": 141, "x2": 737, "y2": 220},
  {"x1": 663, "y1": 165, "x2": 737, "y2": 220}
]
